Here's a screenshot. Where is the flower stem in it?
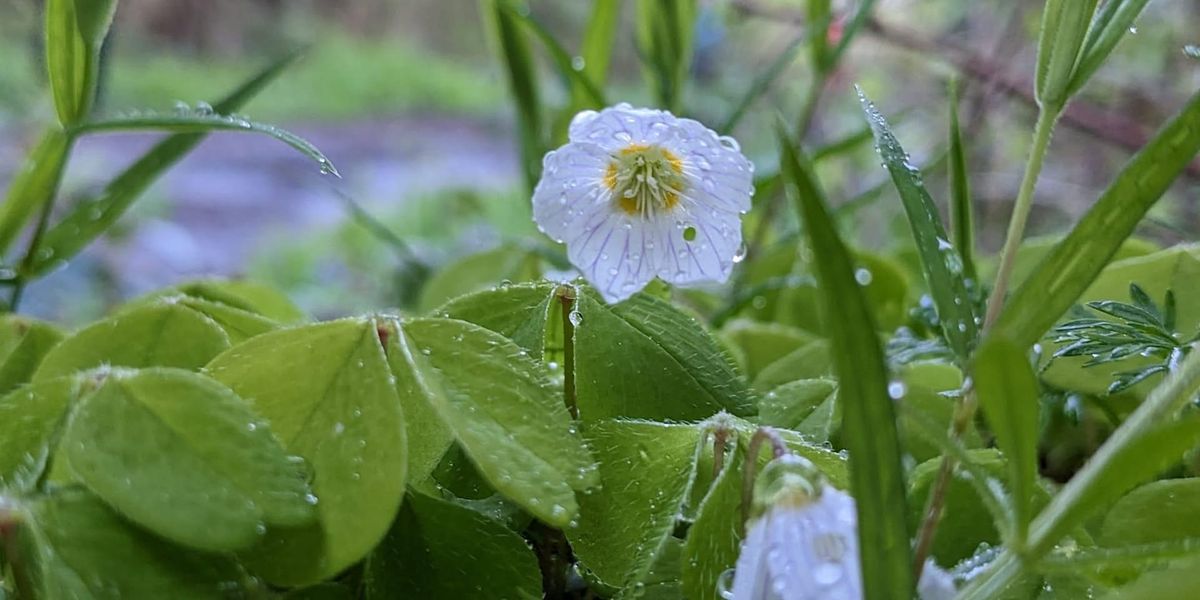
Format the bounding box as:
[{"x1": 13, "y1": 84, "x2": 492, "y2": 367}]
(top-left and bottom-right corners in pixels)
[
  {"x1": 983, "y1": 106, "x2": 1060, "y2": 329},
  {"x1": 557, "y1": 285, "x2": 579, "y2": 420}
]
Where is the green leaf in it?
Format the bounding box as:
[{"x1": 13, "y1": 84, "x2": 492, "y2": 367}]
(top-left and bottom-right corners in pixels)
[
  {"x1": 44, "y1": 0, "x2": 117, "y2": 125},
  {"x1": 858, "y1": 88, "x2": 978, "y2": 362},
  {"x1": 417, "y1": 244, "x2": 541, "y2": 313},
  {"x1": 70, "y1": 112, "x2": 335, "y2": 175},
  {"x1": 364, "y1": 491, "x2": 542, "y2": 599},
  {"x1": 992, "y1": 89, "x2": 1200, "y2": 348},
  {"x1": 759, "y1": 378, "x2": 837, "y2": 440},
  {"x1": 486, "y1": 0, "x2": 544, "y2": 192},
  {"x1": 1100, "y1": 555, "x2": 1200, "y2": 599},
  {"x1": 436, "y1": 281, "x2": 555, "y2": 359},
  {"x1": 30, "y1": 52, "x2": 300, "y2": 277},
  {"x1": 752, "y1": 338, "x2": 833, "y2": 392},
  {"x1": 170, "y1": 279, "x2": 307, "y2": 323},
  {"x1": 61, "y1": 368, "x2": 316, "y2": 552},
  {"x1": 383, "y1": 317, "x2": 596, "y2": 526},
  {"x1": 124, "y1": 286, "x2": 285, "y2": 343},
  {"x1": 33, "y1": 299, "x2": 231, "y2": 384},
  {"x1": 1040, "y1": 538, "x2": 1200, "y2": 574},
  {"x1": 0, "y1": 316, "x2": 63, "y2": 395},
  {"x1": 720, "y1": 320, "x2": 818, "y2": 381},
  {"x1": 778, "y1": 128, "x2": 913, "y2": 598},
  {"x1": 0, "y1": 128, "x2": 71, "y2": 257},
  {"x1": 948, "y1": 82, "x2": 977, "y2": 281},
  {"x1": 568, "y1": 419, "x2": 703, "y2": 593},
  {"x1": 15, "y1": 488, "x2": 250, "y2": 599},
  {"x1": 681, "y1": 439, "x2": 745, "y2": 600},
  {"x1": 206, "y1": 318, "x2": 407, "y2": 585},
  {"x1": 0, "y1": 377, "x2": 78, "y2": 492},
  {"x1": 974, "y1": 336, "x2": 1041, "y2": 546},
  {"x1": 574, "y1": 289, "x2": 754, "y2": 421},
  {"x1": 1101, "y1": 479, "x2": 1200, "y2": 547},
  {"x1": 1067, "y1": 0, "x2": 1153, "y2": 97},
  {"x1": 907, "y1": 450, "x2": 1007, "y2": 566}
]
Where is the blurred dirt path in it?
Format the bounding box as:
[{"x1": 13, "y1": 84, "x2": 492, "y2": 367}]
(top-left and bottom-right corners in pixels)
[{"x1": 0, "y1": 114, "x2": 519, "y2": 320}]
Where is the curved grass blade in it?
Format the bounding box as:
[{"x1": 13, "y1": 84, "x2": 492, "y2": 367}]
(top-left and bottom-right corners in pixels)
[
  {"x1": 947, "y1": 82, "x2": 977, "y2": 280},
  {"x1": 991, "y1": 89, "x2": 1200, "y2": 348},
  {"x1": 486, "y1": 0, "x2": 544, "y2": 192},
  {"x1": 0, "y1": 129, "x2": 71, "y2": 258},
  {"x1": 720, "y1": 33, "x2": 806, "y2": 134},
  {"x1": 1038, "y1": 538, "x2": 1200, "y2": 573},
  {"x1": 44, "y1": 0, "x2": 117, "y2": 126},
  {"x1": 28, "y1": 52, "x2": 301, "y2": 277},
  {"x1": 579, "y1": 0, "x2": 621, "y2": 90},
  {"x1": 68, "y1": 113, "x2": 335, "y2": 175},
  {"x1": 973, "y1": 336, "x2": 1039, "y2": 547},
  {"x1": 777, "y1": 124, "x2": 913, "y2": 599},
  {"x1": 858, "y1": 87, "x2": 978, "y2": 362},
  {"x1": 506, "y1": 6, "x2": 606, "y2": 108},
  {"x1": 1066, "y1": 0, "x2": 1152, "y2": 98}
]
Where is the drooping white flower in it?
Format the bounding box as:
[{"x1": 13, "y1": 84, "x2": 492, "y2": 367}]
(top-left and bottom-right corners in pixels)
[
  {"x1": 532, "y1": 103, "x2": 754, "y2": 303},
  {"x1": 728, "y1": 455, "x2": 956, "y2": 600}
]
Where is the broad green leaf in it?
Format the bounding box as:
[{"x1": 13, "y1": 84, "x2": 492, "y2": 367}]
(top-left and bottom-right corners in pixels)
[
  {"x1": 383, "y1": 317, "x2": 596, "y2": 526},
  {"x1": 1100, "y1": 554, "x2": 1200, "y2": 599},
  {"x1": 206, "y1": 318, "x2": 407, "y2": 585},
  {"x1": 859, "y1": 88, "x2": 978, "y2": 362},
  {"x1": 978, "y1": 235, "x2": 1159, "y2": 293},
  {"x1": 752, "y1": 338, "x2": 831, "y2": 392},
  {"x1": 172, "y1": 296, "x2": 280, "y2": 343},
  {"x1": 1027, "y1": 412, "x2": 1200, "y2": 556},
  {"x1": 0, "y1": 377, "x2": 78, "y2": 492},
  {"x1": 171, "y1": 279, "x2": 307, "y2": 323},
  {"x1": 682, "y1": 440, "x2": 745, "y2": 600},
  {"x1": 993, "y1": 89, "x2": 1200, "y2": 348},
  {"x1": 62, "y1": 368, "x2": 316, "y2": 552},
  {"x1": 1042, "y1": 246, "x2": 1200, "y2": 398},
  {"x1": 759, "y1": 378, "x2": 837, "y2": 441},
  {"x1": 948, "y1": 82, "x2": 977, "y2": 280},
  {"x1": 1067, "y1": 0, "x2": 1153, "y2": 97},
  {"x1": 33, "y1": 299, "x2": 231, "y2": 384},
  {"x1": 16, "y1": 488, "x2": 250, "y2": 599},
  {"x1": 1101, "y1": 479, "x2": 1200, "y2": 547},
  {"x1": 720, "y1": 34, "x2": 806, "y2": 134},
  {"x1": 974, "y1": 336, "x2": 1040, "y2": 545},
  {"x1": 30, "y1": 52, "x2": 300, "y2": 276},
  {"x1": 720, "y1": 319, "x2": 818, "y2": 381},
  {"x1": 486, "y1": 0, "x2": 543, "y2": 192},
  {"x1": 574, "y1": 289, "x2": 754, "y2": 421},
  {"x1": 908, "y1": 450, "x2": 1007, "y2": 566},
  {"x1": 0, "y1": 316, "x2": 63, "y2": 395},
  {"x1": 568, "y1": 419, "x2": 703, "y2": 593},
  {"x1": 44, "y1": 0, "x2": 117, "y2": 125},
  {"x1": 364, "y1": 491, "x2": 541, "y2": 599},
  {"x1": 69, "y1": 112, "x2": 335, "y2": 175},
  {"x1": 436, "y1": 281, "x2": 555, "y2": 359},
  {"x1": 895, "y1": 362, "x2": 979, "y2": 463},
  {"x1": 0, "y1": 128, "x2": 71, "y2": 257},
  {"x1": 779, "y1": 129, "x2": 913, "y2": 598},
  {"x1": 417, "y1": 245, "x2": 541, "y2": 313}
]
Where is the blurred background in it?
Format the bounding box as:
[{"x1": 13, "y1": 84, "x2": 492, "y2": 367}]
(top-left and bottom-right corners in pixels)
[{"x1": 1, "y1": 0, "x2": 1197, "y2": 325}]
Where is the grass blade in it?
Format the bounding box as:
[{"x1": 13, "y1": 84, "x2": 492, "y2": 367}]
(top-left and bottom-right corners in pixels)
[
  {"x1": 0, "y1": 130, "x2": 71, "y2": 258},
  {"x1": 858, "y1": 88, "x2": 979, "y2": 363},
  {"x1": 28, "y1": 52, "x2": 301, "y2": 276},
  {"x1": 635, "y1": 0, "x2": 696, "y2": 112},
  {"x1": 69, "y1": 113, "x2": 335, "y2": 174},
  {"x1": 719, "y1": 33, "x2": 806, "y2": 134},
  {"x1": 44, "y1": 0, "x2": 117, "y2": 125},
  {"x1": 973, "y1": 336, "x2": 1040, "y2": 547},
  {"x1": 508, "y1": 8, "x2": 606, "y2": 108},
  {"x1": 778, "y1": 125, "x2": 913, "y2": 599},
  {"x1": 1039, "y1": 538, "x2": 1200, "y2": 572},
  {"x1": 486, "y1": 0, "x2": 544, "y2": 192},
  {"x1": 947, "y1": 82, "x2": 976, "y2": 280},
  {"x1": 579, "y1": 0, "x2": 621, "y2": 91},
  {"x1": 991, "y1": 89, "x2": 1200, "y2": 348}
]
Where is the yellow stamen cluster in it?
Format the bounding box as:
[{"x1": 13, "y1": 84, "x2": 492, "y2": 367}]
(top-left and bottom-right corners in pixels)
[{"x1": 604, "y1": 143, "x2": 686, "y2": 217}]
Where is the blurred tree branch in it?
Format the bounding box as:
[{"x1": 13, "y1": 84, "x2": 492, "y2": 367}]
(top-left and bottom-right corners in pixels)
[{"x1": 731, "y1": 0, "x2": 1200, "y2": 181}]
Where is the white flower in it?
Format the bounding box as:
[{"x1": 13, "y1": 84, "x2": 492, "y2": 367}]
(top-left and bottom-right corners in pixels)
[{"x1": 532, "y1": 103, "x2": 754, "y2": 303}]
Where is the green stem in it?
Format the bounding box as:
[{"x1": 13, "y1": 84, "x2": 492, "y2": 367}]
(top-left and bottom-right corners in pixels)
[
  {"x1": 557, "y1": 285, "x2": 578, "y2": 420},
  {"x1": 983, "y1": 106, "x2": 1060, "y2": 329}
]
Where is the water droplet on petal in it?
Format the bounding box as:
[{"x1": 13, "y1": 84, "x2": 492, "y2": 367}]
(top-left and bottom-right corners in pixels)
[
  {"x1": 568, "y1": 310, "x2": 584, "y2": 326},
  {"x1": 732, "y1": 242, "x2": 748, "y2": 263}
]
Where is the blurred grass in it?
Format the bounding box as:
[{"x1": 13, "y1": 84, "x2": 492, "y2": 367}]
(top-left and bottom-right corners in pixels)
[{"x1": 0, "y1": 27, "x2": 504, "y2": 124}]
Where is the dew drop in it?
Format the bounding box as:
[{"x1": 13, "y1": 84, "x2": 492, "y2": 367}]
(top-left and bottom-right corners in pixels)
[
  {"x1": 571, "y1": 56, "x2": 586, "y2": 70},
  {"x1": 887, "y1": 381, "x2": 907, "y2": 400},
  {"x1": 854, "y1": 268, "x2": 873, "y2": 285},
  {"x1": 732, "y1": 242, "x2": 748, "y2": 263},
  {"x1": 1185, "y1": 44, "x2": 1200, "y2": 59},
  {"x1": 569, "y1": 310, "x2": 584, "y2": 326}
]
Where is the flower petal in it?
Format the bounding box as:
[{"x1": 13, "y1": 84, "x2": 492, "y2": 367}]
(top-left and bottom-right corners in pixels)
[
  {"x1": 567, "y1": 103, "x2": 677, "y2": 152},
  {"x1": 531, "y1": 143, "x2": 611, "y2": 244}
]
